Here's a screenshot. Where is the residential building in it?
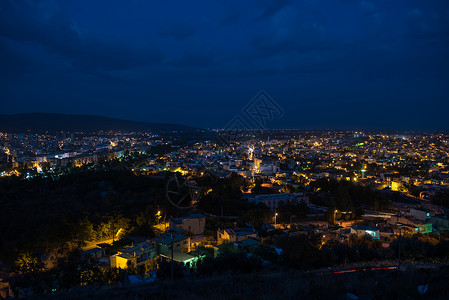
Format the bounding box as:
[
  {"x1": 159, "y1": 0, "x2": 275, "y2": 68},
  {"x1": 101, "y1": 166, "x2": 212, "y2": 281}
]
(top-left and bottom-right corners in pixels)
[
  {"x1": 350, "y1": 225, "x2": 380, "y2": 239},
  {"x1": 217, "y1": 227, "x2": 257, "y2": 243},
  {"x1": 244, "y1": 192, "x2": 309, "y2": 211},
  {"x1": 110, "y1": 241, "x2": 157, "y2": 269},
  {"x1": 169, "y1": 213, "x2": 206, "y2": 236}
]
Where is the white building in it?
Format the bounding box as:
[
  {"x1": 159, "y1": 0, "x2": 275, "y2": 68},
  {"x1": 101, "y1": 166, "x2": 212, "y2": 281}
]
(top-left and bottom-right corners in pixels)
[{"x1": 244, "y1": 192, "x2": 309, "y2": 211}]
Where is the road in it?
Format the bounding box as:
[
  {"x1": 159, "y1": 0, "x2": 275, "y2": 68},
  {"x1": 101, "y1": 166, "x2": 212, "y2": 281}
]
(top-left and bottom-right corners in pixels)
[{"x1": 82, "y1": 238, "x2": 114, "y2": 251}]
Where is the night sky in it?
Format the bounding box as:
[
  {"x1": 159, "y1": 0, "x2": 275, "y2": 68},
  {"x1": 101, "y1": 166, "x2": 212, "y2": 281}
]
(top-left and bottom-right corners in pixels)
[{"x1": 1, "y1": 0, "x2": 449, "y2": 130}]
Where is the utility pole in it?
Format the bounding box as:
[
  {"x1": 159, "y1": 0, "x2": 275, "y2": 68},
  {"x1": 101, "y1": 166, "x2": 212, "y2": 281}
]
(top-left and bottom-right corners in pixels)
[
  {"x1": 396, "y1": 213, "x2": 401, "y2": 271},
  {"x1": 398, "y1": 225, "x2": 401, "y2": 271},
  {"x1": 112, "y1": 221, "x2": 115, "y2": 243},
  {"x1": 170, "y1": 230, "x2": 174, "y2": 282}
]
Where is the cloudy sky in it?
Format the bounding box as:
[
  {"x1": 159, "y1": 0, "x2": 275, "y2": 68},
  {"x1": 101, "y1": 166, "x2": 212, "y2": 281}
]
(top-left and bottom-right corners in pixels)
[{"x1": 1, "y1": 0, "x2": 448, "y2": 130}]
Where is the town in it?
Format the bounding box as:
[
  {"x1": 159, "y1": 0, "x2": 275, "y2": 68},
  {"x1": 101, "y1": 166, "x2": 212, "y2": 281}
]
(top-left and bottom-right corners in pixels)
[{"x1": 1, "y1": 129, "x2": 448, "y2": 298}]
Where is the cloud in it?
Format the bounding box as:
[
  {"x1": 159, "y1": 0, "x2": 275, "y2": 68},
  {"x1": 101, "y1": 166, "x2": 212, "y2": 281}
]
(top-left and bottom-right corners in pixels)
[
  {"x1": 254, "y1": 0, "x2": 292, "y2": 21},
  {"x1": 158, "y1": 22, "x2": 196, "y2": 40},
  {"x1": 359, "y1": 1, "x2": 376, "y2": 12},
  {"x1": 0, "y1": 38, "x2": 35, "y2": 78},
  {"x1": 0, "y1": 0, "x2": 163, "y2": 71},
  {"x1": 218, "y1": 6, "x2": 240, "y2": 28},
  {"x1": 250, "y1": 8, "x2": 336, "y2": 58},
  {"x1": 166, "y1": 52, "x2": 215, "y2": 68},
  {"x1": 358, "y1": 1, "x2": 382, "y2": 17},
  {"x1": 408, "y1": 9, "x2": 422, "y2": 18},
  {"x1": 405, "y1": 7, "x2": 449, "y2": 39}
]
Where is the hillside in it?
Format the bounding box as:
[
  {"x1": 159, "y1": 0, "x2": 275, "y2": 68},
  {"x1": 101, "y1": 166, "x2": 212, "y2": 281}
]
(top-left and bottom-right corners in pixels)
[
  {"x1": 29, "y1": 267, "x2": 449, "y2": 299},
  {"x1": 0, "y1": 113, "x2": 199, "y2": 133}
]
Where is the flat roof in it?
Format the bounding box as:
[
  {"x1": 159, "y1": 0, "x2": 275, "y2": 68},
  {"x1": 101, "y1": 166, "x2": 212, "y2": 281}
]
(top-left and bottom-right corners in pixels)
[{"x1": 160, "y1": 251, "x2": 195, "y2": 263}]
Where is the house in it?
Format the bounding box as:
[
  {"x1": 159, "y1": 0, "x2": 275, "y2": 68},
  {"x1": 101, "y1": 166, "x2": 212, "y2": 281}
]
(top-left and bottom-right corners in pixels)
[
  {"x1": 388, "y1": 215, "x2": 422, "y2": 228},
  {"x1": 159, "y1": 251, "x2": 197, "y2": 266},
  {"x1": 415, "y1": 223, "x2": 432, "y2": 234},
  {"x1": 430, "y1": 215, "x2": 449, "y2": 232},
  {"x1": 244, "y1": 192, "x2": 309, "y2": 211},
  {"x1": 151, "y1": 232, "x2": 191, "y2": 254},
  {"x1": 169, "y1": 213, "x2": 206, "y2": 236},
  {"x1": 0, "y1": 274, "x2": 13, "y2": 299},
  {"x1": 111, "y1": 233, "x2": 195, "y2": 270},
  {"x1": 378, "y1": 227, "x2": 395, "y2": 242},
  {"x1": 350, "y1": 225, "x2": 380, "y2": 239},
  {"x1": 234, "y1": 238, "x2": 260, "y2": 251},
  {"x1": 82, "y1": 247, "x2": 105, "y2": 260},
  {"x1": 388, "y1": 214, "x2": 433, "y2": 234},
  {"x1": 152, "y1": 233, "x2": 205, "y2": 267},
  {"x1": 110, "y1": 241, "x2": 157, "y2": 269},
  {"x1": 217, "y1": 227, "x2": 257, "y2": 243},
  {"x1": 409, "y1": 208, "x2": 432, "y2": 222},
  {"x1": 260, "y1": 222, "x2": 276, "y2": 233}
]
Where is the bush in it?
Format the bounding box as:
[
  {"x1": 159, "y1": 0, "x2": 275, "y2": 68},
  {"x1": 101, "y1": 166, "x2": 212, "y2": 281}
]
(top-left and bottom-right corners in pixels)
[
  {"x1": 196, "y1": 252, "x2": 262, "y2": 275},
  {"x1": 156, "y1": 261, "x2": 184, "y2": 280}
]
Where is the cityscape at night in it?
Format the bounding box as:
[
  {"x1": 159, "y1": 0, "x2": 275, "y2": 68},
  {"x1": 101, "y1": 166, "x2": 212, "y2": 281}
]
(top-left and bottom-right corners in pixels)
[{"x1": 1, "y1": 0, "x2": 449, "y2": 299}]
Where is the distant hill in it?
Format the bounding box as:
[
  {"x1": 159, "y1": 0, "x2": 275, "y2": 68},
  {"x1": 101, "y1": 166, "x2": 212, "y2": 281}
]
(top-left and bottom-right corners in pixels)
[{"x1": 0, "y1": 113, "x2": 200, "y2": 133}]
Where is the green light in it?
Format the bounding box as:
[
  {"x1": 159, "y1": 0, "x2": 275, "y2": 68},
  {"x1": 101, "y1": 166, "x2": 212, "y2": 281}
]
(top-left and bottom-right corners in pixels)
[{"x1": 361, "y1": 169, "x2": 366, "y2": 173}]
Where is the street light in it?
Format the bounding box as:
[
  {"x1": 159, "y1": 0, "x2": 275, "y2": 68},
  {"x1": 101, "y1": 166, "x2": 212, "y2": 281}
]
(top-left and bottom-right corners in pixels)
[
  {"x1": 156, "y1": 210, "x2": 161, "y2": 225},
  {"x1": 274, "y1": 212, "x2": 278, "y2": 226},
  {"x1": 169, "y1": 229, "x2": 175, "y2": 282}
]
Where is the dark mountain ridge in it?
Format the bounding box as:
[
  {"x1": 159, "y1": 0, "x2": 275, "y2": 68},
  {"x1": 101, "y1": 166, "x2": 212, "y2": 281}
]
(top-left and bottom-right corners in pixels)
[{"x1": 0, "y1": 113, "x2": 200, "y2": 133}]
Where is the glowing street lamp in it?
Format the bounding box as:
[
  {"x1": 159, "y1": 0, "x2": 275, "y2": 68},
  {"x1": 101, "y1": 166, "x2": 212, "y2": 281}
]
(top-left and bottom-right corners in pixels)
[
  {"x1": 156, "y1": 210, "x2": 162, "y2": 224},
  {"x1": 274, "y1": 212, "x2": 278, "y2": 225}
]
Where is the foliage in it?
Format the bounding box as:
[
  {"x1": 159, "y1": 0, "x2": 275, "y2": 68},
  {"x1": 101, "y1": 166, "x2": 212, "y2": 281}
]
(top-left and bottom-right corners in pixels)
[
  {"x1": 241, "y1": 203, "x2": 272, "y2": 224},
  {"x1": 274, "y1": 234, "x2": 322, "y2": 269},
  {"x1": 278, "y1": 200, "x2": 309, "y2": 221},
  {"x1": 156, "y1": 261, "x2": 184, "y2": 280},
  {"x1": 197, "y1": 172, "x2": 253, "y2": 216},
  {"x1": 310, "y1": 178, "x2": 389, "y2": 211},
  {"x1": 14, "y1": 252, "x2": 44, "y2": 273},
  {"x1": 431, "y1": 190, "x2": 449, "y2": 208},
  {"x1": 0, "y1": 170, "x2": 172, "y2": 261},
  {"x1": 196, "y1": 252, "x2": 263, "y2": 275}
]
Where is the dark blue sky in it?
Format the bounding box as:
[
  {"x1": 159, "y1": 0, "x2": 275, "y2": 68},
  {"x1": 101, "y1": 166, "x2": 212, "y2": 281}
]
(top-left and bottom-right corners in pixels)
[{"x1": 1, "y1": 0, "x2": 449, "y2": 130}]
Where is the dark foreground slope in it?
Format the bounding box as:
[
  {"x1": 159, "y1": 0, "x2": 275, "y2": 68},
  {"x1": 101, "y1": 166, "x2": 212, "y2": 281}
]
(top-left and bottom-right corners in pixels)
[{"x1": 29, "y1": 266, "x2": 449, "y2": 300}]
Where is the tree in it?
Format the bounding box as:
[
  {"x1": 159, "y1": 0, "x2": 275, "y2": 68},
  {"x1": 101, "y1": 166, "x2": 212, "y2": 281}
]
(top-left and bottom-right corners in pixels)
[
  {"x1": 195, "y1": 252, "x2": 262, "y2": 275},
  {"x1": 77, "y1": 218, "x2": 94, "y2": 241},
  {"x1": 147, "y1": 257, "x2": 159, "y2": 271},
  {"x1": 275, "y1": 234, "x2": 321, "y2": 269},
  {"x1": 14, "y1": 252, "x2": 43, "y2": 273},
  {"x1": 431, "y1": 191, "x2": 449, "y2": 208},
  {"x1": 281, "y1": 184, "x2": 296, "y2": 193}
]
